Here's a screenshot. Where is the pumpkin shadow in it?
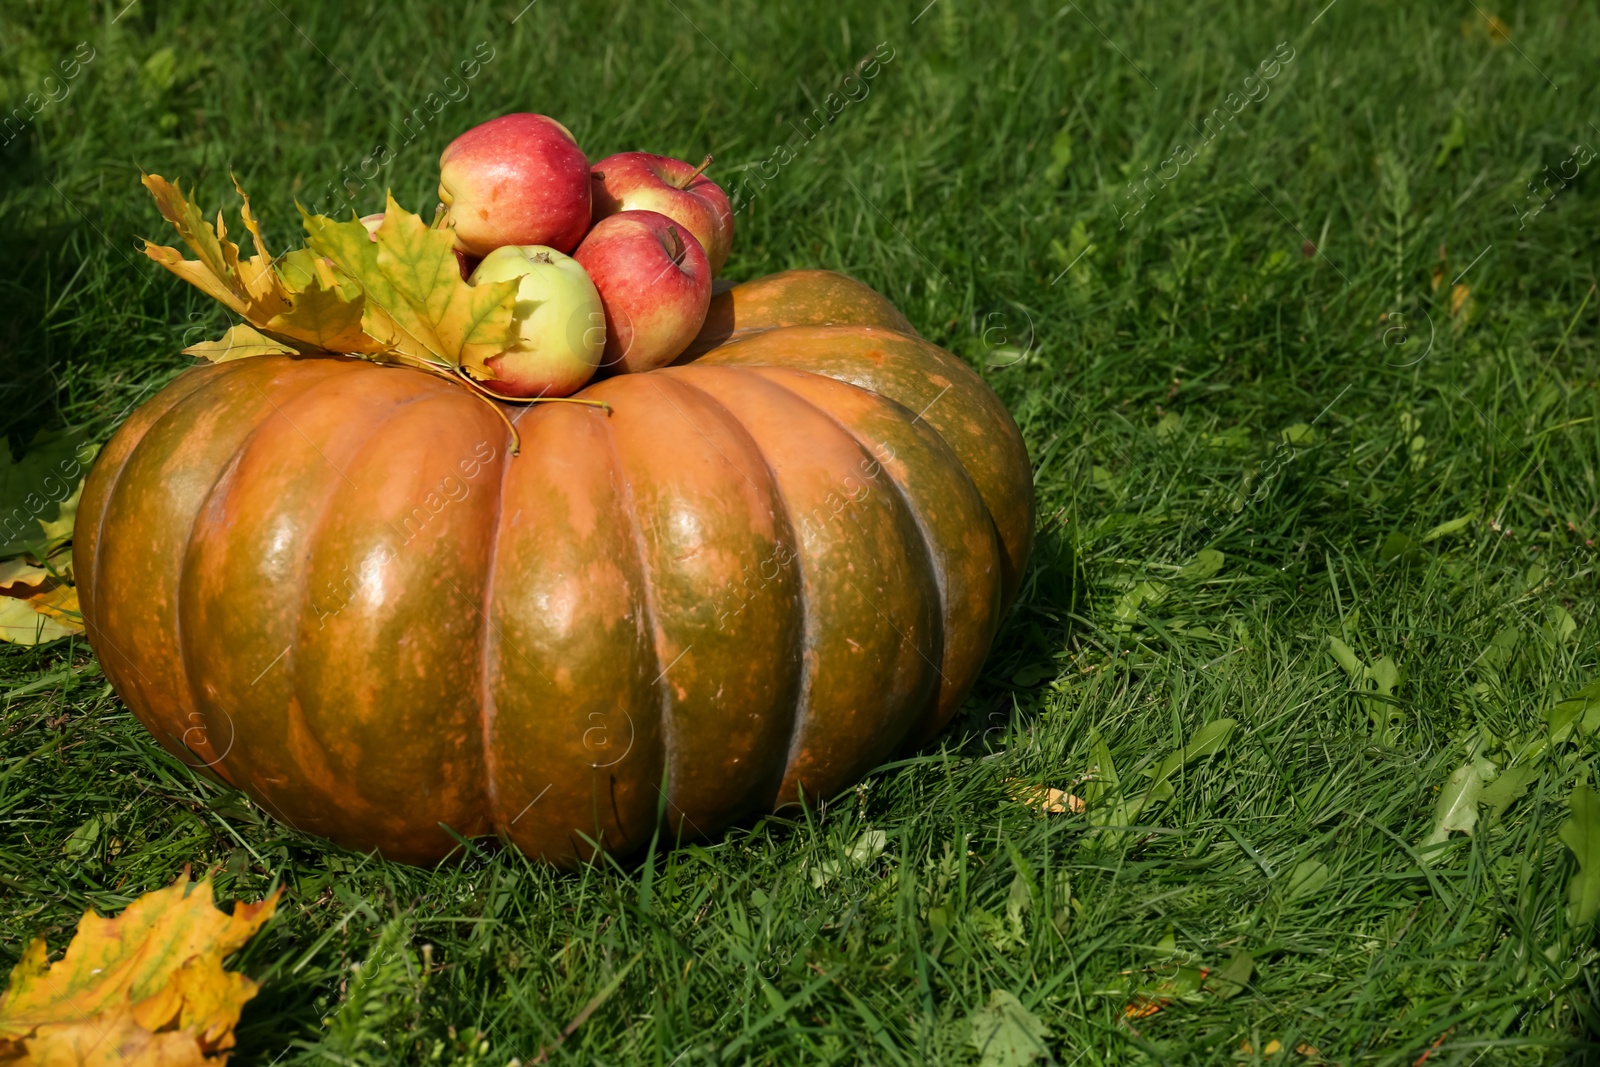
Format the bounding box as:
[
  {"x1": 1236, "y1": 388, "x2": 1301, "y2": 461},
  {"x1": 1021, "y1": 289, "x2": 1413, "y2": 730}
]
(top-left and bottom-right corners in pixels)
[
  {"x1": 0, "y1": 132, "x2": 73, "y2": 450},
  {"x1": 940, "y1": 523, "x2": 1080, "y2": 749}
]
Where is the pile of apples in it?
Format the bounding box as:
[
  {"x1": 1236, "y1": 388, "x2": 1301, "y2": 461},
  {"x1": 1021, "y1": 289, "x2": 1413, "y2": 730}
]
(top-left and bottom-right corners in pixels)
[{"x1": 394, "y1": 112, "x2": 733, "y2": 398}]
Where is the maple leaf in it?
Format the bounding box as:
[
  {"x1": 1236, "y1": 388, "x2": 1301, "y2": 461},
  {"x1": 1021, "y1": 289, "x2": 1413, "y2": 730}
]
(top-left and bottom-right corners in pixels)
[
  {"x1": 1004, "y1": 779, "x2": 1084, "y2": 815},
  {"x1": 302, "y1": 191, "x2": 523, "y2": 378},
  {"x1": 0, "y1": 475, "x2": 85, "y2": 645},
  {"x1": 140, "y1": 174, "x2": 290, "y2": 323},
  {"x1": 0, "y1": 872, "x2": 280, "y2": 1065},
  {"x1": 265, "y1": 272, "x2": 386, "y2": 357},
  {"x1": 0, "y1": 559, "x2": 51, "y2": 593},
  {"x1": 0, "y1": 586, "x2": 82, "y2": 645},
  {"x1": 182, "y1": 324, "x2": 299, "y2": 363},
  {"x1": 141, "y1": 177, "x2": 608, "y2": 453},
  {"x1": 142, "y1": 176, "x2": 386, "y2": 360},
  {"x1": 0, "y1": 428, "x2": 91, "y2": 557},
  {"x1": 37, "y1": 477, "x2": 83, "y2": 549}
]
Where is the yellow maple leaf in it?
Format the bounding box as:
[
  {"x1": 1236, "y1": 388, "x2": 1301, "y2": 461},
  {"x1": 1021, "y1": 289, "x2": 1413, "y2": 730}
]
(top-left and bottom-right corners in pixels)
[
  {"x1": 140, "y1": 177, "x2": 607, "y2": 453},
  {"x1": 181, "y1": 324, "x2": 299, "y2": 363},
  {"x1": 302, "y1": 192, "x2": 524, "y2": 379},
  {"x1": 0, "y1": 873, "x2": 280, "y2": 1065},
  {"x1": 37, "y1": 479, "x2": 82, "y2": 548},
  {"x1": 29, "y1": 584, "x2": 82, "y2": 625},
  {"x1": 0, "y1": 473, "x2": 84, "y2": 644},
  {"x1": 141, "y1": 176, "x2": 386, "y2": 360},
  {"x1": 140, "y1": 174, "x2": 290, "y2": 324},
  {"x1": 0, "y1": 559, "x2": 50, "y2": 593},
  {"x1": 0, "y1": 587, "x2": 81, "y2": 645},
  {"x1": 1004, "y1": 779, "x2": 1086, "y2": 815},
  {"x1": 264, "y1": 273, "x2": 388, "y2": 356}
]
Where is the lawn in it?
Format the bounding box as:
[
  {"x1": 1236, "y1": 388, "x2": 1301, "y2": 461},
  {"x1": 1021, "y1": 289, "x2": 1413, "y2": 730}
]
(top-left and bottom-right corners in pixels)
[{"x1": 3, "y1": 0, "x2": 1599, "y2": 1062}]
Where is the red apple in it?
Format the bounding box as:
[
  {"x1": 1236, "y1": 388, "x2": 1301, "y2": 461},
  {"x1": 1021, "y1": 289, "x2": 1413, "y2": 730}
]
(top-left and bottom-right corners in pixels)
[
  {"x1": 438, "y1": 113, "x2": 591, "y2": 257},
  {"x1": 590, "y1": 152, "x2": 733, "y2": 274},
  {"x1": 573, "y1": 210, "x2": 711, "y2": 374}
]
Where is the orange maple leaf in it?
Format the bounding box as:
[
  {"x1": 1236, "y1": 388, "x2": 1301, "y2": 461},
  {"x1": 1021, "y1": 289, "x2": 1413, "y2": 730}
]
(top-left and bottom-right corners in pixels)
[{"x1": 0, "y1": 872, "x2": 280, "y2": 1065}]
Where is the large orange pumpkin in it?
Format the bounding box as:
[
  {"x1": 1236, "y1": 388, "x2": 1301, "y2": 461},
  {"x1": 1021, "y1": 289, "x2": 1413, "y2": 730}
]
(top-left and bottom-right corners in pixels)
[{"x1": 77, "y1": 271, "x2": 1033, "y2": 865}]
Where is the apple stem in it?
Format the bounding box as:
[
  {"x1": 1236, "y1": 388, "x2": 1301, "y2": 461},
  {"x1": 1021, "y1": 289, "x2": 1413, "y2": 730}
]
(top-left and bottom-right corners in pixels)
[
  {"x1": 685, "y1": 155, "x2": 713, "y2": 185},
  {"x1": 664, "y1": 229, "x2": 688, "y2": 267}
]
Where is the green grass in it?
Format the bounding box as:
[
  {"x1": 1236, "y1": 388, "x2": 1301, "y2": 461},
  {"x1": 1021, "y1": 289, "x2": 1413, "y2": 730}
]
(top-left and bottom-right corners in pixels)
[{"x1": 3, "y1": 0, "x2": 1599, "y2": 1062}]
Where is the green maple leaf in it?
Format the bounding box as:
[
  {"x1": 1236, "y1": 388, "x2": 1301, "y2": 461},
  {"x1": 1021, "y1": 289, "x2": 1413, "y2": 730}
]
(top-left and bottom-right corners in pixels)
[{"x1": 302, "y1": 191, "x2": 523, "y2": 378}]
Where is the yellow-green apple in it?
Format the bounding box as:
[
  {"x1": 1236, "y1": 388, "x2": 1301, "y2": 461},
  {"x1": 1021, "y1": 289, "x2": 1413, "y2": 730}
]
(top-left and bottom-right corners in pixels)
[
  {"x1": 468, "y1": 245, "x2": 605, "y2": 398},
  {"x1": 590, "y1": 152, "x2": 733, "y2": 274},
  {"x1": 438, "y1": 114, "x2": 591, "y2": 257},
  {"x1": 573, "y1": 210, "x2": 710, "y2": 374}
]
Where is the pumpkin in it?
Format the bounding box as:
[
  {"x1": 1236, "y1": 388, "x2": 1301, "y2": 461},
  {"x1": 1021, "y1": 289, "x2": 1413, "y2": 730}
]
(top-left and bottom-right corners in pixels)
[{"x1": 77, "y1": 270, "x2": 1033, "y2": 865}]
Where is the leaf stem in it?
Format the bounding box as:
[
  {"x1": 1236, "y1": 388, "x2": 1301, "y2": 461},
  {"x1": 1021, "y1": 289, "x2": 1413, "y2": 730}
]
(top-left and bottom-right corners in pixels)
[
  {"x1": 455, "y1": 375, "x2": 525, "y2": 455},
  {"x1": 453, "y1": 371, "x2": 613, "y2": 456}
]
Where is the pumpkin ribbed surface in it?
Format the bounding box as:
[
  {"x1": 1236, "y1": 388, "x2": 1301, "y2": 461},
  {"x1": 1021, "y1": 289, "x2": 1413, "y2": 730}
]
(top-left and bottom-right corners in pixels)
[{"x1": 77, "y1": 271, "x2": 1033, "y2": 864}]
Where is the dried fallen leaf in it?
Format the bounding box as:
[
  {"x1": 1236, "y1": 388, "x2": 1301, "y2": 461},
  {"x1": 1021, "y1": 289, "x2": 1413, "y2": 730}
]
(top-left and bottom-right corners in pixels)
[
  {"x1": 140, "y1": 177, "x2": 610, "y2": 454},
  {"x1": 0, "y1": 559, "x2": 50, "y2": 593},
  {"x1": 28, "y1": 584, "x2": 81, "y2": 624},
  {"x1": 0, "y1": 587, "x2": 82, "y2": 645},
  {"x1": 0, "y1": 872, "x2": 280, "y2": 1065},
  {"x1": 0, "y1": 475, "x2": 86, "y2": 645},
  {"x1": 37, "y1": 478, "x2": 83, "y2": 549},
  {"x1": 143, "y1": 175, "x2": 396, "y2": 362},
  {"x1": 1005, "y1": 780, "x2": 1085, "y2": 815},
  {"x1": 1123, "y1": 996, "x2": 1165, "y2": 1019}
]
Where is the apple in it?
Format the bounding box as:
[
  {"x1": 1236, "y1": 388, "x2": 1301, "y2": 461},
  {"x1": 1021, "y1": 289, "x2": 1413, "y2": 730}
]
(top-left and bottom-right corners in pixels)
[
  {"x1": 360, "y1": 211, "x2": 479, "y2": 279},
  {"x1": 467, "y1": 245, "x2": 605, "y2": 398},
  {"x1": 438, "y1": 113, "x2": 592, "y2": 257},
  {"x1": 590, "y1": 152, "x2": 733, "y2": 274},
  {"x1": 574, "y1": 211, "x2": 711, "y2": 374}
]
